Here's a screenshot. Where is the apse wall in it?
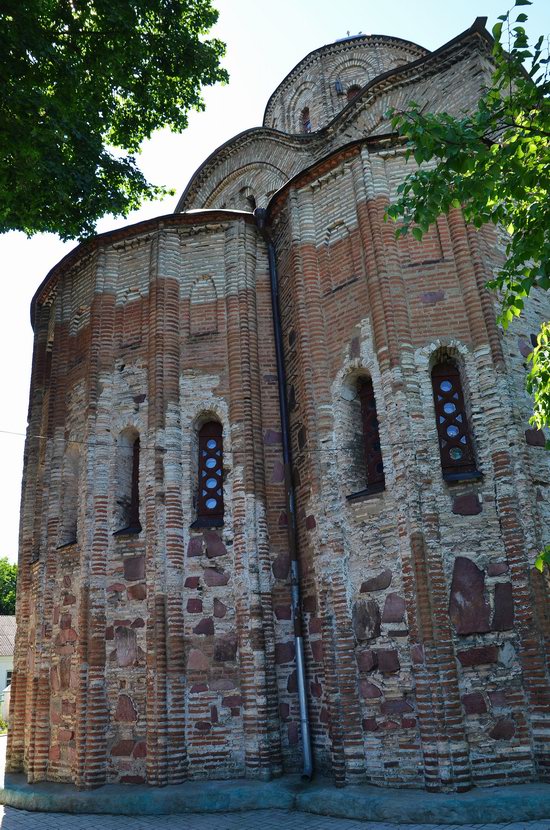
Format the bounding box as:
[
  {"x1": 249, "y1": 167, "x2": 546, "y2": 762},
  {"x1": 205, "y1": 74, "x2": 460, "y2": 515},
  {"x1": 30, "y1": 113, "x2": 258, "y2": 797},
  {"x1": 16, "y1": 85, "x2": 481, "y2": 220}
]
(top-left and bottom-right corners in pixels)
[
  {"x1": 268, "y1": 142, "x2": 550, "y2": 789},
  {"x1": 8, "y1": 213, "x2": 301, "y2": 787}
]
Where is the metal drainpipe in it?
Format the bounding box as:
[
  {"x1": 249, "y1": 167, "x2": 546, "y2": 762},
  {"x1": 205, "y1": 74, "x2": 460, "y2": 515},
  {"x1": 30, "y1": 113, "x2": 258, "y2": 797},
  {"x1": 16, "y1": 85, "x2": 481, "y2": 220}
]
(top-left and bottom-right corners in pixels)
[{"x1": 254, "y1": 207, "x2": 313, "y2": 780}]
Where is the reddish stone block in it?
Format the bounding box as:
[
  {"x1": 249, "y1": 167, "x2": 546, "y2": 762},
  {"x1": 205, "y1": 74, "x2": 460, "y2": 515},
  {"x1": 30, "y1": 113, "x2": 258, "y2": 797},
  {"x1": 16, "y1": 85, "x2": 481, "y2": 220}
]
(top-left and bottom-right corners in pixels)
[
  {"x1": 63, "y1": 593, "x2": 76, "y2": 605},
  {"x1": 382, "y1": 720, "x2": 400, "y2": 730},
  {"x1": 194, "y1": 617, "x2": 214, "y2": 635},
  {"x1": 59, "y1": 612, "x2": 72, "y2": 630},
  {"x1": 209, "y1": 678, "x2": 235, "y2": 691},
  {"x1": 49, "y1": 745, "x2": 61, "y2": 761},
  {"x1": 264, "y1": 429, "x2": 282, "y2": 445},
  {"x1": 526, "y1": 428, "x2": 545, "y2": 447},
  {"x1": 488, "y1": 690, "x2": 507, "y2": 707},
  {"x1": 462, "y1": 692, "x2": 487, "y2": 715},
  {"x1": 184, "y1": 576, "x2": 200, "y2": 589},
  {"x1": 107, "y1": 583, "x2": 125, "y2": 594},
  {"x1": 305, "y1": 515, "x2": 316, "y2": 530},
  {"x1": 187, "y1": 537, "x2": 203, "y2": 557},
  {"x1": 487, "y1": 562, "x2": 508, "y2": 576},
  {"x1": 190, "y1": 683, "x2": 208, "y2": 692},
  {"x1": 381, "y1": 593, "x2": 406, "y2": 624},
  {"x1": 111, "y1": 740, "x2": 135, "y2": 757},
  {"x1": 452, "y1": 493, "x2": 482, "y2": 515},
  {"x1": 309, "y1": 617, "x2": 322, "y2": 634},
  {"x1": 287, "y1": 670, "x2": 297, "y2": 693},
  {"x1": 357, "y1": 650, "x2": 377, "y2": 673},
  {"x1": 115, "y1": 694, "x2": 138, "y2": 722},
  {"x1": 288, "y1": 721, "x2": 299, "y2": 745},
  {"x1": 319, "y1": 707, "x2": 330, "y2": 724},
  {"x1": 120, "y1": 775, "x2": 145, "y2": 784},
  {"x1": 279, "y1": 703, "x2": 290, "y2": 720},
  {"x1": 123, "y1": 555, "x2": 145, "y2": 581},
  {"x1": 132, "y1": 741, "x2": 147, "y2": 758},
  {"x1": 105, "y1": 626, "x2": 114, "y2": 640},
  {"x1": 203, "y1": 568, "x2": 229, "y2": 587},
  {"x1": 492, "y1": 582, "x2": 514, "y2": 631},
  {"x1": 360, "y1": 680, "x2": 382, "y2": 699},
  {"x1": 278, "y1": 511, "x2": 288, "y2": 527},
  {"x1": 187, "y1": 648, "x2": 209, "y2": 671},
  {"x1": 489, "y1": 718, "x2": 516, "y2": 740},
  {"x1": 310, "y1": 681, "x2": 322, "y2": 698},
  {"x1": 272, "y1": 553, "x2": 290, "y2": 580},
  {"x1": 420, "y1": 290, "x2": 445, "y2": 304},
  {"x1": 310, "y1": 640, "x2": 323, "y2": 662},
  {"x1": 131, "y1": 617, "x2": 145, "y2": 628},
  {"x1": 203, "y1": 531, "x2": 227, "y2": 558},
  {"x1": 222, "y1": 695, "x2": 243, "y2": 708},
  {"x1": 381, "y1": 698, "x2": 413, "y2": 715},
  {"x1": 210, "y1": 706, "x2": 218, "y2": 723},
  {"x1": 360, "y1": 569, "x2": 392, "y2": 593},
  {"x1": 187, "y1": 598, "x2": 203, "y2": 613},
  {"x1": 377, "y1": 649, "x2": 400, "y2": 674},
  {"x1": 271, "y1": 460, "x2": 285, "y2": 483},
  {"x1": 449, "y1": 557, "x2": 491, "y2": 635},
  {"x1": 275, "y1": 641, "x2": 295, "y2": 664},
  {"x1": 195, "y1": 721, "x2": 211, "y2": 731},
  {"x1": 274, "y1": 604, "x2": 291, "y2": 620},
  {"x1": 353, "y1": 599, "x2": 381, "y2": 640},
  {"x1": 402, "y1": 717, "x2": 417, "y2": 729},
  {"x1": 457, "y1": 645, "x2": 499, "y2": 667},
  {"x1": 213, "y1": 598, "x2": 227, "y2": 618},
  {"x1": 214, "y1": 634, "x2": 237, "y2": 663},
  {"x1": 63, "y1": 575, "x2": 71, "y2": 588},
  {"x1": 410, "y1": 644, "x2": 424, "y2": 664},
  {"x1": 362, "y1": 717, "x2": 378, "y2": 732},
  {"x1": 518, "y1": 337, "x2": 532, "y2": 357},
  {"x1": 127, "y1": 583, "x2": 146, "y2": 601}
]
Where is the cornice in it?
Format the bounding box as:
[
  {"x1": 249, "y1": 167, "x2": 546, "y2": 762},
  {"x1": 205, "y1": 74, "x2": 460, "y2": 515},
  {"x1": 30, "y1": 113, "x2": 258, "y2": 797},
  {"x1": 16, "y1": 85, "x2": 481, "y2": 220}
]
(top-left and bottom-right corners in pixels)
[{"x1": 31, "y1": 210, "x2": 255, "y2": 327}]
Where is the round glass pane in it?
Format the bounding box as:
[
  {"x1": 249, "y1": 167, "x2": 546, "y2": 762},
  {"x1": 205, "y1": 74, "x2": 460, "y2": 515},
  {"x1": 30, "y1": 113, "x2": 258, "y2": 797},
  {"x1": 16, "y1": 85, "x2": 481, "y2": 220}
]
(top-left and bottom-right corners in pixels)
[
  {"x1": 447, "y1": 425, "x2": 459, "y2": 438},
  {"x1": 205, "y1": 458, "x2": 217, "y2": 469},
  {"x1": 206, "y1": 439, "x2": 217, "y2": 449},
  {"x1": 443, "y1": 402, "x2": 456, "y2": 414},
  {"x1": 450, "y1": 447, "x2": 462, "y2": 460},
  {"x1": 206, "y1": 477, "x2": 217, "y2": 489},
  {"x1": 205, "y1": 498, "x2": 217, "y2": 509},
  {"x1": 440, "y1": 380, "x2": 453, "y2": 392}
]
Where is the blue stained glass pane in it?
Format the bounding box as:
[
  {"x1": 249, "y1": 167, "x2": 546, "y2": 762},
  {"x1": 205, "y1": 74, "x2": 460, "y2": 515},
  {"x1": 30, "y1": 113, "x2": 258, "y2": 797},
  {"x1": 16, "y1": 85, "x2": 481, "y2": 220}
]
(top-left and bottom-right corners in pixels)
[
  {"x1": 206, "y1": 477, "x2": 217, "y2": 488},
  {"x1": 205, "y1": 458, "x2": 217, "y2": 469},
  {"x1": 447, "y1": 425, "x2": 459, "y2": 437},
  {"x1": 440, "y1": 380, "x2": 452, "y2": 392},
  {"x1": 206, "y1": 498, "x2": 217, "y2": 509},
  {"x1": 206, "y1": 439, "x2": 217, "y2": 449}
]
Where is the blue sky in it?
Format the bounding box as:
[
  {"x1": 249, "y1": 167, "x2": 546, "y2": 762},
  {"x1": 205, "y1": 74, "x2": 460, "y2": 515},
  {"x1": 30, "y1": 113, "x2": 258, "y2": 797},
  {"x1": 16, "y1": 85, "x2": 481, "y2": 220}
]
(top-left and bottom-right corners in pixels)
[{"x1": 1, "y1": 0, "x2": 549, "y2": 560}]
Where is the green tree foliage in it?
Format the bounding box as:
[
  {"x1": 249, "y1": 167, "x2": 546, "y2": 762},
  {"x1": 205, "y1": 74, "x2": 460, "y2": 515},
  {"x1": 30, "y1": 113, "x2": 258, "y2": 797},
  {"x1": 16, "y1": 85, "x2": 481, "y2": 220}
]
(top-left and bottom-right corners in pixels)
[
  {"x1": 385, "y1": 2, "x2": 550, "y2": 568},
  {"x1": 0, "y1": 1, "x2": 228, "y2": 240},
  {"x1": 0, "y1": 559, "x2": 17, "y2": 616}
]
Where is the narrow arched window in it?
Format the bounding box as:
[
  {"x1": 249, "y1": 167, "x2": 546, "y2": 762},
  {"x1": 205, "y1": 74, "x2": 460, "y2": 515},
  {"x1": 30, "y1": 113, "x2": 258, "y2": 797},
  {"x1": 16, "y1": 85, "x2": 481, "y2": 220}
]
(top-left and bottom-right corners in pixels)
[
  {"x1": 197, "y1": 422, "x2": 224, "y2": 523},
  {"x1": 114, "y1": 430, "x2": 141, "y2": 534},
  {"x1": 301, "y1": 107, "x2": 312, "y2": 134},
  {"x1": 358, "y1": 377, "x2": 385, "y2": 491},
  {"x1": 431, "y1": 362, "x2": 477, "y2": 479},
  {"x1": 347, "y1": 85, "x2": 361, "y2": 102}
]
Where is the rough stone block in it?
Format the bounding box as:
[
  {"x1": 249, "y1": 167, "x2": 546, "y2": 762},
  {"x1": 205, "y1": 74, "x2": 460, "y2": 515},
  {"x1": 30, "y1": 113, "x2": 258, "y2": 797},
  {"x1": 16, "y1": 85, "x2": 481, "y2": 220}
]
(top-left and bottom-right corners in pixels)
[
  {"x1": 360, "y1": 569, "x2": 392, "y2": 593},
  {"x1": 449, "y1": 557, "x2": 491, "y2": 635},
  {"x1": 381, "y1": 593, "x2": 406, "y2": 624},
  {"x1": 353, "y1": 599, "x2": 381, "y2": 641}
]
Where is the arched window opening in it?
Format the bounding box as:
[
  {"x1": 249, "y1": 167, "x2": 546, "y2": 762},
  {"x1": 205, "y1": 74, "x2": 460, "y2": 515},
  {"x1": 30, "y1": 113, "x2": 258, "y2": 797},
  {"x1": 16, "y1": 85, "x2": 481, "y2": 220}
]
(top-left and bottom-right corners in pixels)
[
  {"x1": 114, "y1": 431, "x2": 141, "y2": 535},
  {"x1": 347, "y1": 85, "x2": 361, "y2": 102},
  {"x1": 58, "y1": 443, "x2": 80, "y2": 548},
  {"x1": 431, "y1": 361, "x2": 478, "y2": 480},
  {"x1": 358, "y1": 377, "x2": 385, "y2": 491},
  {"x1": 345, "y1": 376, "x2": 385, "y2": 500},
  {"x1": 197, "y1": 421, "x2": 224, "y2": 525},
  {"x1": 301, "y1": 107, "x2": 312, "y2": 134}
]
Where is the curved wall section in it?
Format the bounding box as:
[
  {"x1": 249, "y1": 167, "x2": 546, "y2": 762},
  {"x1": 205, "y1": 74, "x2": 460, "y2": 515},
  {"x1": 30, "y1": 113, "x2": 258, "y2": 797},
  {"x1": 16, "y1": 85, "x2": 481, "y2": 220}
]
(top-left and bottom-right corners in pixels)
[{"x1": 8, "y1": 215, "x2": 294, "y2": 787}]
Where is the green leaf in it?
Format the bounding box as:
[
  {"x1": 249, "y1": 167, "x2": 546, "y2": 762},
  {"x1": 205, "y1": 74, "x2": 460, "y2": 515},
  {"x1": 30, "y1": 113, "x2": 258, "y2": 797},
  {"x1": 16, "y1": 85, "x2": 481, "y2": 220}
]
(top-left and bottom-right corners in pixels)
[
  {"x1": 514, "y1": 0, "x2": 532, "y2": 5},
  {"x1": 412, "y1": 227, "x2": 423, "y2": 241},
  {"x1": 492, "y1": 21, "x2": 503, "y2": 40}
]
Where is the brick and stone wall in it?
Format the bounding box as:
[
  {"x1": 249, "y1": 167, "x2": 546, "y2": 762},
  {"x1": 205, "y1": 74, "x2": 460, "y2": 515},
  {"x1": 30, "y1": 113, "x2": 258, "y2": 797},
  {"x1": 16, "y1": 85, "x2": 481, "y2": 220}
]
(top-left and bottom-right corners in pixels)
[{"x1": 9, "y1": 20, "x2": 550, "y2": 793}]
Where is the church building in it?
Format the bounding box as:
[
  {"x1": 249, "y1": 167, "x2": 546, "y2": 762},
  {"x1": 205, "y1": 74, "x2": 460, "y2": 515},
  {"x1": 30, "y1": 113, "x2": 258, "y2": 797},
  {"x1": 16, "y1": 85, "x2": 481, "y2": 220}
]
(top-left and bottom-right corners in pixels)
[{"x1": 8, "y1": 18, "x2": 550, "y2": 792}]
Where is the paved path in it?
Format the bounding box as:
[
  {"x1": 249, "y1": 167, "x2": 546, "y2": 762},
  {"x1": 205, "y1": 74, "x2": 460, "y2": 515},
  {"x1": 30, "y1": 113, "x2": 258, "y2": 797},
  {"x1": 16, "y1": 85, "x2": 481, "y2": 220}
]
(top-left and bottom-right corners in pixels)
[{"x1": 0, "y1": 806, "x2": 549, "y2": 830}]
